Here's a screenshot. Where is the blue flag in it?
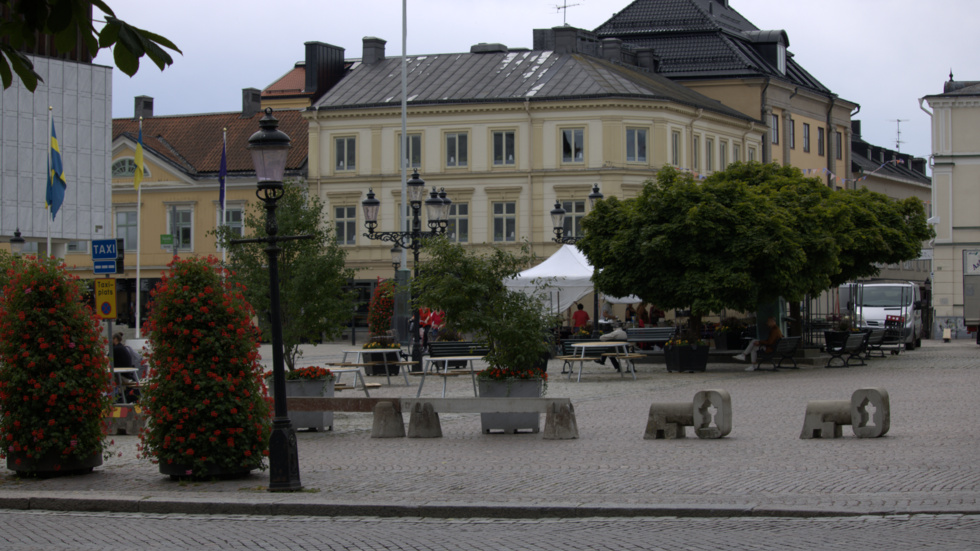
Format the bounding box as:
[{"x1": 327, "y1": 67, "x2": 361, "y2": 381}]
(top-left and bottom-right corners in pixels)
[
  {"x1": 218, "y1": 136, "x2": 227, "y2": 218},
  {"x1": 45, "y1": 119, "x2": 67, "y2": 220}
]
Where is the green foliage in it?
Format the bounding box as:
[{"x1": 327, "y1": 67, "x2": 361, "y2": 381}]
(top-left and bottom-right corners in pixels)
[
  {"x1": 413, "y1": 238, "x2": 558, "y2": 376},
  {"x1": 1, "y1": 0, "x2": 180, "y2": 91},
  {"x1": 579, "y1": 162, "x2": 934, "y2": 335},
  {"x1": 0, "y1": 255, "x2": 113, "y2": 469},
  {"x1": 213, "y1": 180, "x2": 356, "y2": 370},
  {"x1": 139, "y1": 256, "x2": 271, "y2": 476}
]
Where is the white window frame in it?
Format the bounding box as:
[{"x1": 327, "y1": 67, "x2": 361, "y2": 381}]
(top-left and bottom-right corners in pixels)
[
  {"x1": 446, "y1": 202, "x2": 469, "y2": 243},
  {"x1": 335, "y1": 136, "x2": 356, "y2": 172},
  {"x1": 561, "y1": 128, "x2": 585, "y2": 164},
  {"x1": 115, "y1": 208, "x2": 138, "y2": 251},
  {"x1": 397, "y1": 132, "x2": 422, "y2": 169},
  {"x1": 334, "y1": 205, "x2": 357, "y2": 246},
  {"x1": 706, "y1": 137, "x2": 714, "y2": 172},
  {"x1": 492, "y1": 130, "x2": 516, "y2": 166},
  {"x1": 165, "y1": 205, "x2": 195, "y2": 252},
  {"x1": 111, "y1": 158, "x2": 149, "y2": 179},
  {"x1": 445, "y1": 131, "x2": 468, "y2": 168},
  {"x1": 561, "y1": 199, "x2": 587, "y2": 239},
  {"x1": 626, "y1": 127, "x2": 648, "y2": 163},
  {"x1": 492, "y1": 201, "x2": 517, "y2": 242}
]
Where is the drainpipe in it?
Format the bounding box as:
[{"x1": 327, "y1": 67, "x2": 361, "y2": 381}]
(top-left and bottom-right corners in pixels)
[
  {"x1": 741, "y1": 122, "x2": 757, "y2": 161},
  {"x1": 825, "y1": 95, "x2": 837, "y2": 188},
  {"x1": 784, "y1": 88, "x2": 798, "y2": 165},
  {"x1": 760, "y1": 77, "x2": 770, "y2": 162},
  {"x1": 918, "y1": 97, "x2": 937, "y2": 303},
  {"x1": 690, "y1": 108, "x2": 703, "y2": 171}
]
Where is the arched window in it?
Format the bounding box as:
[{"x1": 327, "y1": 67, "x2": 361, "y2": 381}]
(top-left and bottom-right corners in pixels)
[{"x1": 111, "y1": 159, "x2": 149, "y2": 178}]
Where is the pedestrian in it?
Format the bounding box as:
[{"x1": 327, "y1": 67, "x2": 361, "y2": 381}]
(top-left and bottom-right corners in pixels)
[
  {"x1": 571, "y1": 303, "x2": 590, "y2": 330},
  {"x1": 734, "y1": 316, "x2": 783, "y2": 371}
]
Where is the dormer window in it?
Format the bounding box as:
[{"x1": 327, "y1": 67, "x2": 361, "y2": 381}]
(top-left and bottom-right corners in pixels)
[
  {"x1": 744, "y1": 30, "x2": 789, "y2": 76},
  {"x1": 776, "y1": 43, "x2": 786, "y2": 74}
]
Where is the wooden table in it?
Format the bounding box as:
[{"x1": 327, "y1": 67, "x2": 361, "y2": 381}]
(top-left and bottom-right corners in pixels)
[
  {"x1": 568, "y1": 341, "x2": 638, "y2": 382},
  {"x1": 417, "y1": 356, "x2": 483, "y2": 398},
  {"x1": 341, "y1": 349, "x2": 411, "y2": 386}
]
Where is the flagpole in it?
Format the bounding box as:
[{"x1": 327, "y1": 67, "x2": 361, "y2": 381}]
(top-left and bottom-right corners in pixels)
[
  {"x1": 221, "y1": 128, "x2": 227, "y2": 265},
  {"x1": 135, "y1": 117, "x2": 143, "y2": 339},
  {"x1": 47, "y1": 106, "x2": 52, "y2": 257}
]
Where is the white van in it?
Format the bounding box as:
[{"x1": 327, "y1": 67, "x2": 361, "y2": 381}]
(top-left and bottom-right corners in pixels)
[{"x1": 850, "y1": 282, "x2": 923, "y2": 350}]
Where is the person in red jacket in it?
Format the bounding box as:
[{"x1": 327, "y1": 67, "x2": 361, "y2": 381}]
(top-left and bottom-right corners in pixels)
[{"x1": 571, "y1": 303, "x2": 590, "y2": 329}]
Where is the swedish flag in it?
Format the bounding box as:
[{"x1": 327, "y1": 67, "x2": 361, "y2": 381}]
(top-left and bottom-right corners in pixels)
[{"x1": 45, "y1": 119, "x2": 67, "y2": 220}]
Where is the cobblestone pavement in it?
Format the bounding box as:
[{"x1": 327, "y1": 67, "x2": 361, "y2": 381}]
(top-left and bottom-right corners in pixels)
[
  {"x1": 2, "y1": 510, "x2": 979, "y2": 550},
  {"x1": 0, "y1": 339, "x2": 978, "y2": 520}
]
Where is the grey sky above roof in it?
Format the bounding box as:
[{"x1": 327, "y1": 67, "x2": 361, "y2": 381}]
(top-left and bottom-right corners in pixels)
[{"x1": 313, "y1": 49, "x2": 753, "y2": 122}]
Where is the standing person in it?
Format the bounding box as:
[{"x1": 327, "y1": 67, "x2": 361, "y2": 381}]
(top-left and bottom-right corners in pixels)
[
  {"x1": 428, "y1": 309, "x2": 445, "y2": 342},
  {"x1": 734, "y1": 317, "x2": 783, "y2": 371},
  {"x1": 571, "y1": 303, "x2": 590, "y2": 330},
  {"x1": 624, "y1": 303, "x2": 637, "y2": 323},
  {"x1": 636, "y1": 303, "x2": 650, "y2": 327}
]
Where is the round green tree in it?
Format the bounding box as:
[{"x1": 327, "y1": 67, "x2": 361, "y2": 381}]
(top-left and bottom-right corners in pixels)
[
  {"x1": 0, "y1": 255, "x2": 113, "y2": 474},
  {"x1": 139, "y1": 256, "x2": 271, "y2": 477}
]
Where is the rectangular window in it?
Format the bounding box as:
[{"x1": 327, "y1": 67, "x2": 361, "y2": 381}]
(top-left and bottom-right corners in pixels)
[
  {"x1": 561, "y1": 128, "x2": 584, "y2": 163},
  {"x1": 334, "y1": 206, "x2": 356, "y2": 246},
  {"x1": 706, "y1": 138, "x2": 714, "y2": 171},
  {"x1": 835, "y1": 131, "x2": 843, "y2": 160},
  {"x1": 446, "y1": 132, "x2": 468, "y2": 167},
  {"x1": 771, "y1": 114, "x2": 779, "y2": 144},
  {"x1": 492, "y1": 202, "x2": 516, "y2": 242},
  {"x1": 671, "y1": 130, "x2": 681, "y2": 166},
  {"x1": 67, "y1": 241, "x2": 87, "y2": 253},
  {"x1": 748, "y1": 147, "x2": 757, "y2": 162},
  {"x1": 116, "y1": 210, "x2": 138, "y2": 250},
  {"x1": 398, "y1": 133, "x2": 422, "y2": 169},
  {"x1": 818, "y1": 127, "x2": 825, "y2": 156},
  {"x1": 166, "y1": 208, "x2": 193, "y2": 250},
  {"x1": 733, "y1": 144, "x2": 741, "y2": 162},
  {"x1": 626, "y1": 128, "x2": 647, "y2": 163},
  {"x1": 803, "y1": 123, "x2": 811, "y2": 153},
  {"x1": 692, "y1": 135, "x2": 700, "y2": 170},
  {"x1": 789, "y1": 119, "x2": 795, "y2": 149},
  {"x1": 492, "y1": 131, "x2": 515, "y2": 165},
  {"x1": 447, "y1": 202, "x2": 469, "y2": 243},
  {"x1": 335, "y1": 137, "x2": 355, "y2": 171},
  {"x1": 223, "y1": 207, "x2": 244, "y2": 238},
  {"x1": 561, "y1": 199, "x2": 586, "y2": 238},
  {"x1": 720, "y1": 140, "x2": 728, "y2": 169}
]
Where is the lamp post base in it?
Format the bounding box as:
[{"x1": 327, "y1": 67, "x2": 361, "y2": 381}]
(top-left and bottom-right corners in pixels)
[{"x1": 267, "y1": 418, "x2": 302, "y2": 492}]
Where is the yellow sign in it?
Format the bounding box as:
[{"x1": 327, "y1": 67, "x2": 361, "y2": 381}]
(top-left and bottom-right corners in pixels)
[{"x1": 94, "y1": 279, "x2": 116, "y2": 319}]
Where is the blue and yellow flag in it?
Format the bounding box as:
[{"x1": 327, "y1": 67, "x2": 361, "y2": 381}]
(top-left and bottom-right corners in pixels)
[
  {"x1": 45, "y1": 119, "x2": 67, "y2": 220},
  {"x1": 133, "y1": 125, "x2": 144, "y2": 190}
]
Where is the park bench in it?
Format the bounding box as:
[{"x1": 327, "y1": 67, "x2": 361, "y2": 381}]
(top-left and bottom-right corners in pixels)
[
  {"x1": 626, "y1": 327, "x2": 677, "y2": 351},
  {"x1": 825, "y1": 332, "x2": 869, "y2": 368},
  {"x1": 757, "y1": 336, "x2": 802, "y2": 370},
  {"x1": 283, "y1": 396, "x2": 578, "y2": 439},
  {"x1": 863, "y1": 329, "x2": 887, "y2": 358},
  {"x1": 554, "y1": 340, "x2": 642, "y2": 380}
]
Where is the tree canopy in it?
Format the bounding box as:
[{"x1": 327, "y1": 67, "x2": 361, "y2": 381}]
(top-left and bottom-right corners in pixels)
[
  {"x1": 578, "y1": 162, "x2": 933, "y2": 327},
  {"x1": 214, "y1": 180, "x2": 355, "y2": 371},
  {"x1": 1, "y1": 0, "x2": 180, "y2": 91}
]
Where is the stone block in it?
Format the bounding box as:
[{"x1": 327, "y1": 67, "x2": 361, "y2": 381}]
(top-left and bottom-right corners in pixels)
[
  {"x1": 543, "y1": 401, "x2": 579, "y2": 440},
  {"x1": 407, "y1": 402, "x2": 442, "y2": 438},
  {"x1": 800, "y1": 400, "x2": 850, "y2": 439},
  {"x1": 370, "y1": 401, "x2": 405, "y2": 438},
  {"x1": 850, "y1": 388, "x2": 890, "y2": 438},
  {"x1": 692, "y1": 389, "x2": 732, "y2": 439},
  {"x1": 644, "y1": 402, "x2": 693, "y2": 439}
]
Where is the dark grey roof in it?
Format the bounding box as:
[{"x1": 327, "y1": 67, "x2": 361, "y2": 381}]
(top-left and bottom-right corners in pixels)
[
  {"x1": 594, "y1": 0, "x2": 831, "y2": 94},
  {"x1": 312, "y1": 50, "x2": 756, "y2": 122},
  {"x1": 942, "y1": 79, "x2": 980, "y2": 96},
  {"x1": 851, "y1": 137, "x2": 930, "y2": 186}
]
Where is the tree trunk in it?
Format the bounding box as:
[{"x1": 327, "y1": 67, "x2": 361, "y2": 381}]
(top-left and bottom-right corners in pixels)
[
  {"x1": 788, "y1": 301, "x2": 802, "y2": 337},
  {"x1": 687, "y1": 314, "x2": 703, "y2": 343}
]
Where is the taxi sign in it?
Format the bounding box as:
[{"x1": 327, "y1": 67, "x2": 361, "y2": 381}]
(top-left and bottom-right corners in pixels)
[
  {"x1": 94, "y1": 279, "x2": 116, "y2": 320},
  {"x1": 92, "y1": 239, "x2": 118, "y2": 260}
]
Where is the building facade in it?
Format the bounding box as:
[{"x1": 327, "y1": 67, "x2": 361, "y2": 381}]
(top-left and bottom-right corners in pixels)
[{"x1": 923, "y1": 77, "x2": 980, "y2": 337}]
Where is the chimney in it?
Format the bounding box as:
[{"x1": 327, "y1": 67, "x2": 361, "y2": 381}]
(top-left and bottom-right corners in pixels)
[
  {"x1": 553, "y1": 26, "x2": 579, "y2": 54},
  {"x1": 304, "y1": 41, "x2": 346, "y2": 99},
  {"x1": 363, "y1": 37, "x2": 386, "y2": 65},
  {"x1": 601, "y1": 38, "x2": 623, "y2": 63},
  {"x1": 851, "y1": 120, "x2": 861, "y2": 138},
  {"x1": 242, "y1": 88, "x2": 261, "y2": 118},
  {"x1": 636, "y1": 48, "x2": 660, "y2": 72},
  {"x1": 134, "y1": 95, "x2": 153, "y2": 119}
]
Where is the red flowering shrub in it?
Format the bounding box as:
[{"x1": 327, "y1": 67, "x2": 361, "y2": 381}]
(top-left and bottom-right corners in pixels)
[
  {"x1": 0, "y1": 255, "x2": 112, "y2": 471},
  {"x1": 367, "y1": 278, "x2": 395, "y2": 337},
  {"x1": 138, "y1": 256, "x2": 271, "y2": 477}
]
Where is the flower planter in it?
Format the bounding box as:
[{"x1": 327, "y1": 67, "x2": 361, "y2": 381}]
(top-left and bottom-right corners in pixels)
[
  {"x1": 477, "y1": 378, "x2": 543, "y2": 434},
  {"x1": 6, "y1": 450, "x2": 102, "y2": 477},
  {"x1": 268, "y1": 378, "x2": 334, "y2": 431},
  {"x1": 664, "y1": 345, "x2": 709, "y2": 373},
  {"x1": 713, "y1": 332, "x2": 743, "y2": 351},
  {"x1": 362, "y1": 350, "x2": 401, "y2": 376}
]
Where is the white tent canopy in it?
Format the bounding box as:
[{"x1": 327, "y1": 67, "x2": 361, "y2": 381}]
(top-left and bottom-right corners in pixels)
[{"x1": 503, "y1": 244, "x2": 640, "y2": 314}]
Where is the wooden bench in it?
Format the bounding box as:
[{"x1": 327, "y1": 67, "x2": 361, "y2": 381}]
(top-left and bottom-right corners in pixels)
[
  {"x1": 626, "y1": 327, "x2": 677, "y2": 351},
  {"x1": 555, "y1": 341, "x2": 642, "y2": 380},
  {"x1": 826, "y1": 332, "x2": 869, "y2": 368},
  {"x1": 757, "y1": 336, "x2": 802, "y2": 370}
]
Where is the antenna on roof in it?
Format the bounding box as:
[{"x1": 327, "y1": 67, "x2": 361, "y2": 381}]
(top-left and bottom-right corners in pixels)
[
  {"x1": 554, "y1": 1, "x2": 581, "y2": 26},
  {"x1": 894, "y1": 119, "x2": 908, "y2": 152}
]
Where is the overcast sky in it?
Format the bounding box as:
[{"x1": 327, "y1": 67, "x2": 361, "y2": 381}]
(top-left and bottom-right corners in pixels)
[{"x1": 93, "y1": 0, "x2": 977, "y2": 164}]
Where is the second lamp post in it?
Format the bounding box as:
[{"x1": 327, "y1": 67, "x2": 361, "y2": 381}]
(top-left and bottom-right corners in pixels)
[
  {"x1": 551, "y1": 183, "x2": 603, "y2": 337},
  {"x1": 362, "y1": 170, "x2": 450, "y2": 365}
]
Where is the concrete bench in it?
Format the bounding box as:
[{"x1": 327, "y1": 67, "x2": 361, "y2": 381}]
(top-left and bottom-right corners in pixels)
[
  {"x1": 826, "y1": 332, "x2": 869, "y2": 368},
  {"x1": 644, "y1": 389, "x2": 732, "y2": 440},
  {"x1": 800, "y1": 388, "x2": 890, "y2": 439}
]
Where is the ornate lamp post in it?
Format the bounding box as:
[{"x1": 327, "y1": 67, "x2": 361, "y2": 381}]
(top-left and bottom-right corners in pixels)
[
  {"x1": 551, "y1": 183, "x2": 603, "y2": 337},
  {"x1": 230, "y1": 108, "x2": 310, "y2": 492},
  {"x1": 9, "y1": 229, "x2": 25, "y2": 255},
  {"x1": 362, "y1": 170, "x2": 447, "y2": 365}
]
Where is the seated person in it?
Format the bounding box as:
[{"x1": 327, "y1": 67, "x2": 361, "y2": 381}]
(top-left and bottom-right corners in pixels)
[
  {"x1": 594, "y1": 323, "x2": 628, "y2": 372},
  {"x1": 733, "y1": 317, "x2": 783, "y2": 371},
  {"x1": 112, "y1": 332, "x2": 141, "y2": 401}
]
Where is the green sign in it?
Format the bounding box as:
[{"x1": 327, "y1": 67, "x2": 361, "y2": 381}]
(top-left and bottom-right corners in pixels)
[{"x1": 160, "y1": 234, "x2": 174, "y2": 249}]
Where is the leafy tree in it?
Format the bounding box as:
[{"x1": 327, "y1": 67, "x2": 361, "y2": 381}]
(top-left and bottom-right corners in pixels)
[
  {"x1": 1, "y1": 0, "x2": 180, "y2": 91},
  {"x1": 579, "y1": 162, "x2": 934, "y2": 338},
  {"x1": 413, "y1": 238, "x2": 558, "y2": 375},
  {"x1": 214, "y1": 180, "x2": 355, "y2": 371}
]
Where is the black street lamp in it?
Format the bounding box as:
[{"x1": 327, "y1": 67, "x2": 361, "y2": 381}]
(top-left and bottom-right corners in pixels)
[
  {"x1": 9, "y1": 228, "x2": 25, "y2": 255},
  {"x1": 551, "y1": 183, "x2": 603, "y2": 337},
  {"x1": 230, "y1": 108, "x2": 310, "y2": 492},
  {"x1": 362, "y1": 170, "x2": 447, "y2": 366}
]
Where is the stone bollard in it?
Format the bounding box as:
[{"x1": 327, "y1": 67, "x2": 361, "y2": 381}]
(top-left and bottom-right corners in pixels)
[
  {"x1": 407, "y1": 402, "x2": 442, "y2": 438},
  {"x1": 692, "y1": 389, "x2": 732, "y2": 439},
  {"x1": 370, "y1": 401, "x2": 405, "y2": 438},
  {"x1": 644, "y1": 402, "x2": 694, "y2": 439},
  {"x1": 800, "y1": 388, "x2": 890, "y2": 439},
  {"x1": 543, "y1": 401, "x2": 579, "y2": 440}
]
